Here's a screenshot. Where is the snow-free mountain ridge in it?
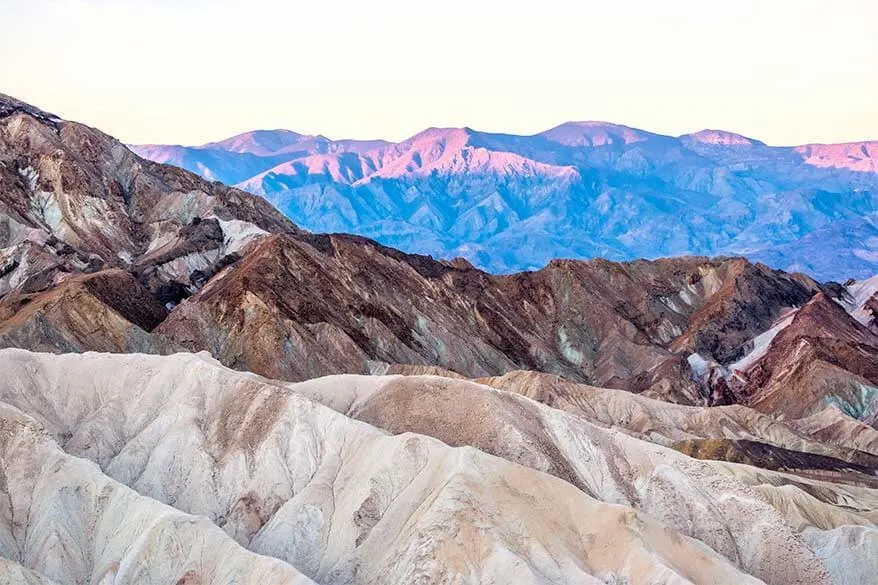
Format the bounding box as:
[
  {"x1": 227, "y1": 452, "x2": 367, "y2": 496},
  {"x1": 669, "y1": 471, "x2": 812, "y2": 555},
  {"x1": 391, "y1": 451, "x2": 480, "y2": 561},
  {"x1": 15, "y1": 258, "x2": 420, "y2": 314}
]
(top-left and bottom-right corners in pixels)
[{"x1": 133, "y1": 124, "x2": 878, "y2": 280}]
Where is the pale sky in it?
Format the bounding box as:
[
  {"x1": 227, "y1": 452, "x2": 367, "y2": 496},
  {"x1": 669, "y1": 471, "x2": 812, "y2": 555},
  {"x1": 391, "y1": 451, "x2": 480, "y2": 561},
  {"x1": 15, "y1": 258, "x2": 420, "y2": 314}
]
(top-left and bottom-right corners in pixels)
[{"x1": 2, "y1": 0, "x2": 877, "y2": 146}]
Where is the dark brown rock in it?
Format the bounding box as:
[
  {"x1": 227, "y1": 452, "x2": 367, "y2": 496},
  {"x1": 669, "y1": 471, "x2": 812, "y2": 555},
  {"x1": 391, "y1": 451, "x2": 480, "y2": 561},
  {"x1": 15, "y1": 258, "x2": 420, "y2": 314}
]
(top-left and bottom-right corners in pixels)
[{"x1": 742, "y1": 293, "x2": 878, "y2": 419}]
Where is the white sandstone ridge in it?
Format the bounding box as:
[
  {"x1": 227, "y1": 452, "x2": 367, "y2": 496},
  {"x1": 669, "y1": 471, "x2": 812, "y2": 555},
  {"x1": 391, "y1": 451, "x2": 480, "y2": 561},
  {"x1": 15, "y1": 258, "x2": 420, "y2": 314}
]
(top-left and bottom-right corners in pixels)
[
  {"x1": 290, "y1": 372, "x2": 878, "y2": 585},
  {"x1": 0, "y1": 401, "x2": 314, "y2": 585},
  {"x1": 1, "y1": 349, "x2": 876, "y2": 584},
  {"x1": 477, "y1": 368, "x2": 878, "y2": 459},
  {"x1": 0, "y1": 348, "x2": 760, "y2": 585}
]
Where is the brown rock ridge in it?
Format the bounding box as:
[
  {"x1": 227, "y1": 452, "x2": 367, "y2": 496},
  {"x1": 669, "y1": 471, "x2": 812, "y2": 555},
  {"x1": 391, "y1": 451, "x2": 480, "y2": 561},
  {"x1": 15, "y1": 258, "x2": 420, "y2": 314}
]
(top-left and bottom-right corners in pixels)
[
  {"x1": 0, "y1": 91, "x2": 298, "y2": 304},
  {"x1": 0, "y1": 269, "x2": 178, "y2": 353},
  {"x1": 740, "y1": 293, "x2": 878, "y2": 420},
  {"x1": 671, "y1": 438, "x2": 878, "y2": 487},
  {"x1": 152, "y1": 231, "x2": 822, "y2": 393}
]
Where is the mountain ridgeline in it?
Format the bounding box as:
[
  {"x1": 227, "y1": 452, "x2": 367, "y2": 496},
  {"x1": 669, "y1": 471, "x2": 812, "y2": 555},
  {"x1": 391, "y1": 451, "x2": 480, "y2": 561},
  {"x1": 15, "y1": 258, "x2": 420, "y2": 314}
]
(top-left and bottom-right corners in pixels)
[
  {"x1": 134, "y1": 124, "x2": 878, "y2": 280},
  {"x1": 2, "y1": 93, "x2": 878, "y2": 584},
  {"x1": 2, "y1": 92, "x2": 878, "y2": 413}
]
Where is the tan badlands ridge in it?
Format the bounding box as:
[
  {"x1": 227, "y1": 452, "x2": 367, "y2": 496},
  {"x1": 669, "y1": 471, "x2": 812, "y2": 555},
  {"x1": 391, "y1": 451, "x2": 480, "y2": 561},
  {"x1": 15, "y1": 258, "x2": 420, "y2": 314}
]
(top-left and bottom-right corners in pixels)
[
  {"x1": 0, "y1": 92, "x2": 877, "y2": 583},
  {"x1": 1, "y1": 349, "x2": 877, "y2": 585}
]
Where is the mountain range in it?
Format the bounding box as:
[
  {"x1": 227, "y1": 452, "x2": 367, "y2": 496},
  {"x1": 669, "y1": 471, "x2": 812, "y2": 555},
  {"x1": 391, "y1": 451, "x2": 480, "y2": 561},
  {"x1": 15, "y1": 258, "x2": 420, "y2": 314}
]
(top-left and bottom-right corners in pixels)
[
  {"x1": 133, "y1": 124, "x2": 878, "y2": 280},
  {"x1": 1, "y1": 91, "x2": 878, "y2": 584}
]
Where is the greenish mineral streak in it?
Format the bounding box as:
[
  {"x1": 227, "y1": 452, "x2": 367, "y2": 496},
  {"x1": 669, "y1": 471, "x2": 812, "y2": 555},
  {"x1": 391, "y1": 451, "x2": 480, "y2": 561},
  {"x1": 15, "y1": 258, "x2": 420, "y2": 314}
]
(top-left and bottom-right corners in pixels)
[{"x1": 822, "y1": 382, "x2": 878, "y2": 420}]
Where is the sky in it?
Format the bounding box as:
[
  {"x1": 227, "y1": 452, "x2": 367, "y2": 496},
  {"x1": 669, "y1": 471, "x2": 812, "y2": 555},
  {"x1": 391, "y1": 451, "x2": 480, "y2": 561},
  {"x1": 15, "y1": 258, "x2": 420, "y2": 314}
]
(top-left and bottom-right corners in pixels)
[{"x1": 2, "y1": 0, "x2": 877, "y2": 146}]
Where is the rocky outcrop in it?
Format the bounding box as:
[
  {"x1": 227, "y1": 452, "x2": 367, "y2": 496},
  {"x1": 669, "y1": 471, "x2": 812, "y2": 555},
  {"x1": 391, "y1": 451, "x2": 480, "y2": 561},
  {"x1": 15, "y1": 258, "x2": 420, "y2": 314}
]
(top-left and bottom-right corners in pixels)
[
  {"x1": 0, "y1": 270, "x2": 176, "y2": 353},
  {"x1": 152, "y1": 233, "x2": 820, "y2": 392},
  {"x1": 0, "y1": 92, "x2": 298, "y2": 307},
  {"x1": 4, "y1": 92, "x2": 864, "y2": 408},
  {"x1": 740, "y1": 293, "x2": 878, "y2": 420},
  {"x1": 4, "y1": 92, "x2": 876, "y2": 413}
]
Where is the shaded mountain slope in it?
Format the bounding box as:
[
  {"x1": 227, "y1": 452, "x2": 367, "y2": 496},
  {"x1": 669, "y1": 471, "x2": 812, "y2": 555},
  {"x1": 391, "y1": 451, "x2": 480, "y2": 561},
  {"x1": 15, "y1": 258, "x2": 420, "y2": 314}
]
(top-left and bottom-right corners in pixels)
[{"x1": 0, "y1": 269, "x2": 178, "y2": 354}]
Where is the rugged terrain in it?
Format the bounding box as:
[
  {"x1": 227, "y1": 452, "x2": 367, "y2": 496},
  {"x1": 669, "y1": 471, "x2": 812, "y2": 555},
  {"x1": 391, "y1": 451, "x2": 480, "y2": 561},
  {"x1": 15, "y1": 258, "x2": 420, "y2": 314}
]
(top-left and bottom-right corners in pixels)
[
  {"x1": 134, "y1": 125, "x2": 878, "y2": 280},
  {"x1": 3, "y1": 91, "x2": 878, "y2": 411},
  {"x1": 0, "y1": 92, "x2": 877, "y2": 584},
  {"x1": 2, "y1": 349, "x2": 877, "y2": 585}
]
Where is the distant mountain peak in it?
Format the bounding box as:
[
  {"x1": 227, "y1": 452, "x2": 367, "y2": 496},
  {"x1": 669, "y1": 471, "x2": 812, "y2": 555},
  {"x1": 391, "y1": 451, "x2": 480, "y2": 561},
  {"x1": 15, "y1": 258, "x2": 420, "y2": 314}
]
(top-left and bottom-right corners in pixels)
[
  {"x1": 407, "y1": 126, "x2": 474, "y2": 143},
  {"x1": 199, "y1": 128, "x2": 318, "y2": 155},
  {"x1": 794, "y1": 141, "x2": 878, "y2": 172},
  {"x1": 685, "y1": 129, "x2": 764, "y2": 147},
  {"x1": 551, "y1": 120, "x2": 638, "y2": 131},
  {"x1": 368, "y1": 125, "x2": 578, "y2": 180},
  {"x1": 129, "y1": 111, "x2": 878, "y2": 280},
  {"x1": 539, "y1": 121, "x2": 654, "y2": 147}
]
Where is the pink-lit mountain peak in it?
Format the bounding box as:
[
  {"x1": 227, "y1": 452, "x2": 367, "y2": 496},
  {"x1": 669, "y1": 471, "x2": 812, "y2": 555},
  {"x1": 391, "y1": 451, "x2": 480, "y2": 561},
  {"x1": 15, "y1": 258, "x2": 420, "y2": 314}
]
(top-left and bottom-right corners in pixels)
[
  {"x1": 539, "y1": 121, "x2": 656, "y2": 147},
  {"x1": 133, "y1": 121, "x2": 878, "y2": 194},
  {"x1": 794, "y1": 141, "x2": 878, "y2": 173},
  {"x1": 200, "y1": 129, "x2": 319, "y2": 155},
  {"x1": 369, "y1": 126, "x2": 578, "y2": 180},
  {"x1": 231, "y1": 125, "x2": 580, "y2": 189},
  {"x1": 685, "y1": 129, "x2": 765, "y2": 147},
  {"x1": 401, "y1": 126, "x2": 476, "y2": 149},
  {"x1": 130, "y1": 114, "x2": 878, "y2": 281},
  {"x1": 237, "y1": 153, "x2": 369, "y2": 190}
]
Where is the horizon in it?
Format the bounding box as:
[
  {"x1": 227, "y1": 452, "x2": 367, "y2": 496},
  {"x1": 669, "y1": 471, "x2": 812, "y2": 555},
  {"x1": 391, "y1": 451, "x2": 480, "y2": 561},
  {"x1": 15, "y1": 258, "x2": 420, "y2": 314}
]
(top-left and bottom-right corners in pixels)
[
  {"x1": 134, "y1": 121, "x2": 878, "y2": 150},
  {"x1": 3, "y1": 0, "x2": 877, "y2": 147}
]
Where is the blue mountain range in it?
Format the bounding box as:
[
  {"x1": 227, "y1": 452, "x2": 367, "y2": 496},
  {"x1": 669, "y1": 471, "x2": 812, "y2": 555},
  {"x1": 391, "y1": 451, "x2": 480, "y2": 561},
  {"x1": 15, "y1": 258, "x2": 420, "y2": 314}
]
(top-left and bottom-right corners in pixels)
[{"x1": 133, "y1": 123, "x2": 878, "y2": 281}]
